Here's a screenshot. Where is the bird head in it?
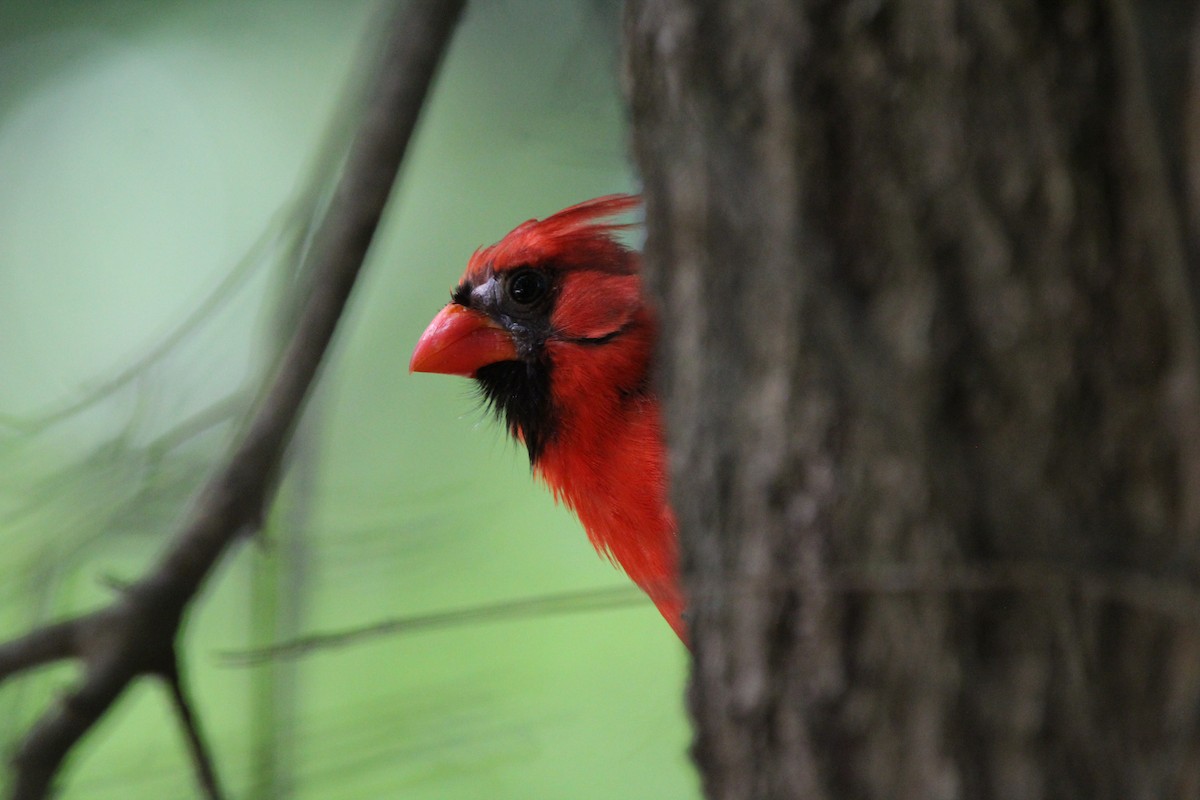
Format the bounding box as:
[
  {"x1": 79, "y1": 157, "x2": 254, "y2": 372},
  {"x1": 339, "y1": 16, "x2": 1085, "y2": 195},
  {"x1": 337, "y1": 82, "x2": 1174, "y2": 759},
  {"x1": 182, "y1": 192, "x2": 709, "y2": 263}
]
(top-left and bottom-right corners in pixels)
[
  {"x1": 410, "y1": 195, "x2": 684, "y2": 641},
  {"x1": 409, "y1": 195, "x2": 646, "y2": 461}
]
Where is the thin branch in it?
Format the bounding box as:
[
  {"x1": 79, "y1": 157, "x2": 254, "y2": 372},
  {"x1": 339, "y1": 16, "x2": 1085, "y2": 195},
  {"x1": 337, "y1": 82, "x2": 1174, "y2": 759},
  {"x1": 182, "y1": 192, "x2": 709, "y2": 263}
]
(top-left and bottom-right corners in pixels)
[
  {"x1": 152, "y1": 0, "x2": 465, "y2": 601},
  {"x1": 160, "y1": 659, "x2": 224, "y2": 800},
  {"x1": 0, "y1": 214, "x2": 280, "y2": 436},
  {"x1": 0, "y1": 618, "x2": 83, "y2": 685},
  {"x1": 224, "y1": 585, "x2": 645, "y2": 665},
  {"x1": 2, "y1": 2, "x2": 466, "y2": 796},
  {"x1": 223, "y1": 559, "x2": 1200, "y2": 667},
  {"x1": 0, "y1": 0, "x2": 398, "y2": 441},
  {"x1": 11, "y1": 653, "x2": 133, "y2": 800},
  {"x1": 145, "y1": 391, "x2": 248, "y2": 459}
]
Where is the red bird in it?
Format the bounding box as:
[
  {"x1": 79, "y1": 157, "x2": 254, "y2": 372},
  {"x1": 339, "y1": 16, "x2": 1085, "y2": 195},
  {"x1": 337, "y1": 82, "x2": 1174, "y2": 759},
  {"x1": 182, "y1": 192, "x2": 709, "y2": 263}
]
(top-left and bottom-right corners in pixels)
[{"x1": 409, "y1": 195, "x2": 684, "y2": 642}]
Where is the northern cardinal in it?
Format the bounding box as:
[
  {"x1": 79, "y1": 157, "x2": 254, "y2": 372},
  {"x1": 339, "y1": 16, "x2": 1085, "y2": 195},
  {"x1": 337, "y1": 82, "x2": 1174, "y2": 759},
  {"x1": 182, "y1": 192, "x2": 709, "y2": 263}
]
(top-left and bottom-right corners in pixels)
[{"x1": 409, "y1": 195, "x2": 684, "y2": 642}]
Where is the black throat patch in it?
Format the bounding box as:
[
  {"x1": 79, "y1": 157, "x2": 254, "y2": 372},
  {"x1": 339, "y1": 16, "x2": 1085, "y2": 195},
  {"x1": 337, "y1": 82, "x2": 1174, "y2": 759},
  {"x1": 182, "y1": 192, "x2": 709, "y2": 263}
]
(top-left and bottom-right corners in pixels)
[{"x1": 474, "y1": 359, "x2": 553, "y2": 465}]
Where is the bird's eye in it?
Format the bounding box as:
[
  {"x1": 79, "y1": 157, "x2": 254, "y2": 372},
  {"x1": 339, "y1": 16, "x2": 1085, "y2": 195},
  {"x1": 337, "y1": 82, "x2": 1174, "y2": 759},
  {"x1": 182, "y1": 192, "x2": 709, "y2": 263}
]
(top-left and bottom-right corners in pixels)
[{"x1": 506, "y1": 269, "x2": 549, "y2": 306}]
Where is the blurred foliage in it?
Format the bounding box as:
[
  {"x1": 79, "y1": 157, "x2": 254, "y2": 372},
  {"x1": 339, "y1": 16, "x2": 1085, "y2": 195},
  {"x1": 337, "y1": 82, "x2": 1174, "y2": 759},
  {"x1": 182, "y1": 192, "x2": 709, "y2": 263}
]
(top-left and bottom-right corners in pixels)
[{"x1": 0, "y1": 1, "x2": 696, "y2": 797}]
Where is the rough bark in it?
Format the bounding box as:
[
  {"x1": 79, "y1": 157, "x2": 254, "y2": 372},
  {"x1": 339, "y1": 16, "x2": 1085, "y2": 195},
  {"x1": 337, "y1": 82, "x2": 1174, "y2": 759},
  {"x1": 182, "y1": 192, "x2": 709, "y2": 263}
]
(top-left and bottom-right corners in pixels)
[{"x1": 625, "y1": 2, "x2": 1200, "y2": 799}]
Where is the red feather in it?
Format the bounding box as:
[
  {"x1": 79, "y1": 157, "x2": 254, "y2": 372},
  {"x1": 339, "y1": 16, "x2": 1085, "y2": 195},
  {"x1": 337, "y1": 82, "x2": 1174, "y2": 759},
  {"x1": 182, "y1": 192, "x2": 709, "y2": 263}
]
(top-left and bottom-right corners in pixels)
[
  {"x1": 465, "y1": 194, "x2": 642, "y2": 279},
  {"x1": 412, "y1": 195, "x2": 685, "y2": 643}
]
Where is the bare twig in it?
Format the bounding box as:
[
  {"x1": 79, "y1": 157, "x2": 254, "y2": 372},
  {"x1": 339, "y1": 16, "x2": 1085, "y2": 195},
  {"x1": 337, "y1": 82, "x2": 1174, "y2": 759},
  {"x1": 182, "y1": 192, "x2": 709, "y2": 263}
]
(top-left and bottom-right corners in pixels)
[
  {"x1": 160, "y1": 659, "x2": 224, "y2": 800},
  {"x1": 0, "y1": 215, "x2": 278, "y2": 436},
  {"x1": 145, "y1": 391, "x2": 248, "y2": 459},
  {"x1": 224, "y1": 585, "x2": 645, "y2": 665},
  {"x1": 0, "y1": 619, "x2": 82, "y2": 684},
  {"x1": 1, "y1": 2, "x2": 466, "y2": 797},
  {"x1": 224, "y1": 560, "x2": 1200, "y2": 666}
]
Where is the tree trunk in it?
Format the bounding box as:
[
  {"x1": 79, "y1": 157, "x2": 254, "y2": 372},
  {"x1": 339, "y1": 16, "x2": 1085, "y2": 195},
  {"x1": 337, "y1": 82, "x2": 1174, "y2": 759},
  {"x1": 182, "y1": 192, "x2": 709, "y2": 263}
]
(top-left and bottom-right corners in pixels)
[{"x1": 625, "y1": 2, "x2": 1200, "y2": 798}]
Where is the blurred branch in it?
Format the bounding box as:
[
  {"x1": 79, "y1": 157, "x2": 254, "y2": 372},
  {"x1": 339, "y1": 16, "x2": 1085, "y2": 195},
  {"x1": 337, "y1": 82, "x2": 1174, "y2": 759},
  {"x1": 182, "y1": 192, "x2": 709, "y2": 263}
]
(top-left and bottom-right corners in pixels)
[
  {"x1": 145, "y1": 391, "x2": 248, "y2": 460},
  {"x1": 0, "y1": 2, "x2": 466, "y2": 797},
  {"x1": 0, "y1": 618, "x2": 82, "y2": 682},
  {"x1": 0, "y1": 218, "x2": 275, "y2": 436},
  {"x1": 161, "y1": 659, "x2": 223, "y2": 800},
  {"x1": 226, "y1": 560, "x2": 1200, "y2": 666},
  {"x1": 2, "y1": 390, "x2": 244, "y2": 532},
  {"x1": 224, "y1": 585, "x2": 645, "y2": 665},
  {"x1": 0, "y1": 0, "x2": 390, "y2": 441}
]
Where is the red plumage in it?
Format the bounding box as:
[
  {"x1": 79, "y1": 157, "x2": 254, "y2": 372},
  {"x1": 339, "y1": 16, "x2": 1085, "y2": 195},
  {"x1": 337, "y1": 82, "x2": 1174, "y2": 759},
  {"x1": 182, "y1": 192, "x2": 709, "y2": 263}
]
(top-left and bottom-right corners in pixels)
[
  {"x1": 410, "y1": 196, "x2": 685, "y2": 642},
  {"x1": 467, "y1": 194, "x2": 641, "y2": 277}
]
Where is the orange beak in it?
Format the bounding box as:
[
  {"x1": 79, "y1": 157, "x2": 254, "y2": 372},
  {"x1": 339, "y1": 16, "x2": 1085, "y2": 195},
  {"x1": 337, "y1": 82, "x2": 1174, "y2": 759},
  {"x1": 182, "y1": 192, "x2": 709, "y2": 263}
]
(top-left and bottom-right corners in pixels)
[{"x1": 409, "y1": 304, "x2": 518, "y2": 377}]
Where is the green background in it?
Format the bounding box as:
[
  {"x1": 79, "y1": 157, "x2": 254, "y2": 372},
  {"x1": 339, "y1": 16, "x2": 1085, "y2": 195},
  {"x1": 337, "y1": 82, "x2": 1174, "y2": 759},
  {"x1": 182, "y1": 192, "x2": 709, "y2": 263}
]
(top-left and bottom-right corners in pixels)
[{"x1": 0, "y1": 1, "x2": 697, "y2": 797}]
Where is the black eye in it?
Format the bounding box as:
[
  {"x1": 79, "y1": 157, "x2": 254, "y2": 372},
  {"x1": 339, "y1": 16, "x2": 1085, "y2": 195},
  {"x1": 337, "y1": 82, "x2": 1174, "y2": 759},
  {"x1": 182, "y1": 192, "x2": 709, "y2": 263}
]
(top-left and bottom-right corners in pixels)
[{"x1": 506, "y1": 269, "x2": 548, "y2": 306}]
